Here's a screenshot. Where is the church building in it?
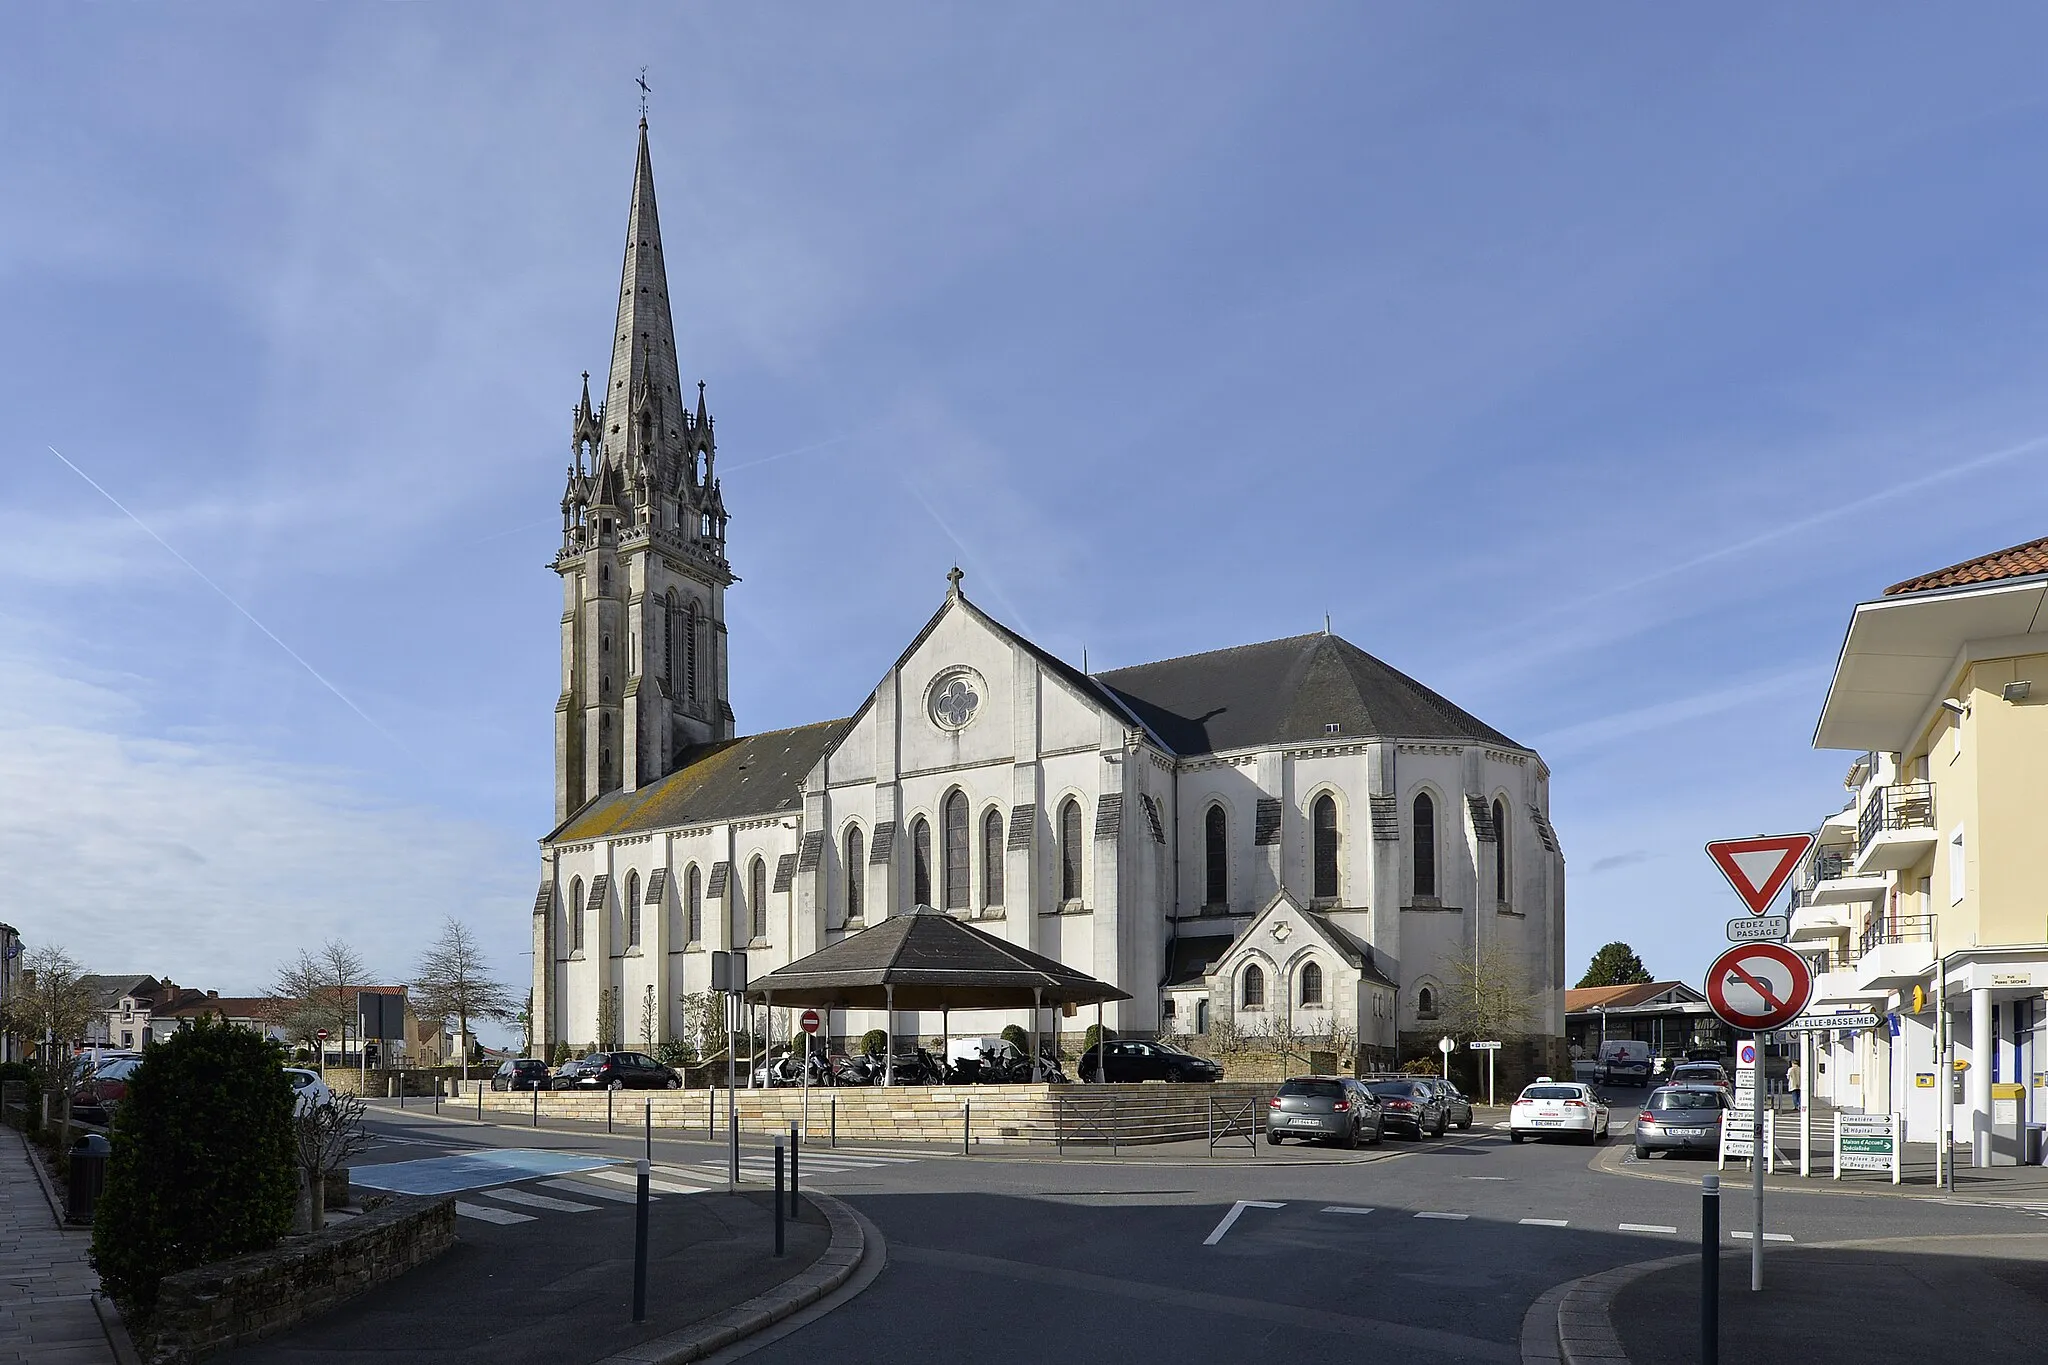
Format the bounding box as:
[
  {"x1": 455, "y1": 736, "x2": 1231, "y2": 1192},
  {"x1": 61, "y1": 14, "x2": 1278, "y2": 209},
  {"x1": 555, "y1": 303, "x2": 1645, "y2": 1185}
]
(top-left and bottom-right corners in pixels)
[{"x1": 530, "y1": 122, "x2": 1569, "y2": 1076}]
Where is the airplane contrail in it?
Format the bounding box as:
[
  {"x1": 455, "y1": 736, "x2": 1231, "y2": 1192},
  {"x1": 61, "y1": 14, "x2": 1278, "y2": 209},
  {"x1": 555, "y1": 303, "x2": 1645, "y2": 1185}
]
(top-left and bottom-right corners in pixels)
[{"x1": 46, "y1": 444, "x2": 410, "y2": 755}]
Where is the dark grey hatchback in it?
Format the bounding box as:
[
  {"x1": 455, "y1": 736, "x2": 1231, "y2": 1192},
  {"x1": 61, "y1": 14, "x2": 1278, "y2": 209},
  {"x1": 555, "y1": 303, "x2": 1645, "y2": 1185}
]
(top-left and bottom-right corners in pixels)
[{"x1": 1266, "y1": 1077, "x2": 1384, "y2": 1148}]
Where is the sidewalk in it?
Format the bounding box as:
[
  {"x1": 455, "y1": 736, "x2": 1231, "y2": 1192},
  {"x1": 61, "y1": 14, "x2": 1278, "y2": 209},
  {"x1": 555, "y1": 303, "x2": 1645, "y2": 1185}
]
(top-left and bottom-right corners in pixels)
[
  {"x1": 0, "y1": 1132, "x2": 116, "y2": 1365},
  {"x1": 1601, "y1": 1135, "x2": 2048, "y2": 1205}
]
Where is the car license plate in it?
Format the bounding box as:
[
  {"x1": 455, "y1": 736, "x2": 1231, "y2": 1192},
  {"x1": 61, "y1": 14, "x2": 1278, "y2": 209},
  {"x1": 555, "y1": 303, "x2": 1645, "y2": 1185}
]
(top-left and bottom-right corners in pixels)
[{"x1": 1531, "y1": 1119, "x2": 1561, "y2": 1126}]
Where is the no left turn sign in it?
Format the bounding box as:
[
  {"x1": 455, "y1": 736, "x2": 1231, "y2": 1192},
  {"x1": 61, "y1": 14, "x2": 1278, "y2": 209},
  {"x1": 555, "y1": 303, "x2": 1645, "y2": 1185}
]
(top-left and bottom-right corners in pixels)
[{"x1": 1704, "y1": 941, "x2": 1814, "y2": 1033}]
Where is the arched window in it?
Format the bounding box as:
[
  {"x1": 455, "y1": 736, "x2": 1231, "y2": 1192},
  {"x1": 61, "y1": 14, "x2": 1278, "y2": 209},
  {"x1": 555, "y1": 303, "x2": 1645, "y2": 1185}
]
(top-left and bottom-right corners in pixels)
[
  {"x1": 911, "y1": 817, "x2": 933, "y2": 906},
  {"x1": 1241, "y1": 963, "x2": 1266, "y2": 1010},
  {"x1": 1300, "y1": 961, "x2": 1323, "y2": 1007},
  {"x1": 1413, "y1": 792, "x2": 1437, "y2": 899},
  {"x1": 661, "y1": 590, "x2": 676, "y2": 688},
  {"x1": 982, "y1": 808, "x2": 1005, "y2": 907},
  {"x1": 685, "y1": 865, "x2": 702, "y2": 941},
  {"x1": 844, "y1": 827, "x2": 865, "y2": 920},
  {"x1": 684, "y1": 600, "x2": 699, "y2": 703},
  {"x1": 749, "y1": 857, "x2": 767, "y2": 939},
  {"x1": 942, "y1": 791, "x2": 970, "y2": 910},
  {"x1": 1312, "y1": 794, "x2": 1340, "y2": 901},
  {"x1": 1059, "y1": 799, "x2": 1084, "y2": 902},
  {"x1": 1204, "y1": 804, "x2": 1228, "y2": 907},
  {"x1": 569, "y1": 877, "x2": 585, "y2": 952},
  {"x1": 1492, "y1": 797, "x2": 1510, "y2": 903},
  {"x1": 1418, "y1": 985, "x2": 1437, "y2": 1018},
  {"x1": 626, "y1": 871, "x2": 641, "y2": 947}
]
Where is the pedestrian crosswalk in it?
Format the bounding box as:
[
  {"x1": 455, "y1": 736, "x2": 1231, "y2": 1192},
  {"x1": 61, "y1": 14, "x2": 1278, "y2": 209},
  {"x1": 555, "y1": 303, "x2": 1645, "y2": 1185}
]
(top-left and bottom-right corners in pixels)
[{"x1": 448, "y1": 1150, "x2": 919, "y2": 1227}]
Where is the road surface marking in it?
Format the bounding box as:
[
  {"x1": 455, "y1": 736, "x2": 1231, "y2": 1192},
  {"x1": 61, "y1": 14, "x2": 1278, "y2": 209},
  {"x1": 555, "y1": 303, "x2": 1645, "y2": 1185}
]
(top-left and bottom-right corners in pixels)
[
  {"x1": 1463, "y1": 1175, "x2": 1508, "y2": 1180},
  {"x1": 1320, "y1": 1206, "x2": 1375, "y2": 1216},
  {"x1": 1203, "y1": 1200, "x2": 1285, "y2": 1245},
  {"x1": 1519, "y1": 1218, "x2": 1569, "y2": 1227},
  {"x1": 1414, "y1": 1212, "x2": 1469, "y2": 1220},
  {"x1": 454, "y1": 1201, "x2": 534, "y2": 1225},
  {"x1": 1620, "y1": 1223, "x2": 1678, "y2": 1234},
  {"x1": 1730, "y1": 1231, "x2": 1793, "y2": 1242},
  {"x1": 541, "y1": 1178, "x2": 651, "y2": 1204},
  {"x1": 482, "y1": 1186, "x2": 601, "y2": 1213},
  {"x1": 578, "y1": 1168, "x2": 711, "y2": 1195}
]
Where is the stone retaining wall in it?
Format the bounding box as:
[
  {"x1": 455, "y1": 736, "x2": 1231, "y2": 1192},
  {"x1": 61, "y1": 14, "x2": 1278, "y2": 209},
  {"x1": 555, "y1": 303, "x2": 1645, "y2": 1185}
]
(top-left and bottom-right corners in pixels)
[
  {"x1": 137, "y1": 1193, "x2": 455, "y2": 1365},
  {"x1": 476, "y1": 1082, "x2": 1279, "y2": 1146}
]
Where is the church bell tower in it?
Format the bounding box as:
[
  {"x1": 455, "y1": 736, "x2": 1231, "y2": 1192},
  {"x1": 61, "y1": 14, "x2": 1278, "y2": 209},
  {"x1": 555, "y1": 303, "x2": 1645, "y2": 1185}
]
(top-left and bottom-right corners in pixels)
[{"x1": 553, "y1": 118, "x2": 735, "y2": 825}]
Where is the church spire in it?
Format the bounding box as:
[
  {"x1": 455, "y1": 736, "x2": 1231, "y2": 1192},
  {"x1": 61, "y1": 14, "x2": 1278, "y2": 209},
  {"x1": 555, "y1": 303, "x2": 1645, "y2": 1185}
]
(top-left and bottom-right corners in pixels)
[{"x1": 600, "y1": 119, "x2": 685, "y2": 477}]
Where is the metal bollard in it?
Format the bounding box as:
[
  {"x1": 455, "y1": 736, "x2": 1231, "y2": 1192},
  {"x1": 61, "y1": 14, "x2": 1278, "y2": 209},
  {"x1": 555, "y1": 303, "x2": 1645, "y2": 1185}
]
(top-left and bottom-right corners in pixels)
[
  {"x1": 532, "y1": 1086, "x2": 539, "y2": 1128},
  {"x1": 789, "y1": 1121, "x2": 800, "y2": 1219},
  {"x1": 632, "y1": 1158, "x2": 650, "y2": 1322},
  {"x1": 963, "y1": 1101, "x2": 972, "y2": 1156},
  {"x1": 478, "y1": 1084, "x2": 483, "y2": 1121},
  {"x1": 1702, "y1": 1174, "x2": 1720, "y2": 1365},
  {"x1": 646, "y1": 1102, "x2": 653, "y2": 1162},
  {"x1": 773, "y1": 1139, "x2": 786, "y2": 1257},
  {"x1": 831, "y1": 1093, "x2": 838, "y2": 1148},
  {"x1": 608, "y1": 1086, "x2": 614, "y2": 1134},
  {"x1": 67, "y1": 1134, "x2": 110, "y2": 1225}
]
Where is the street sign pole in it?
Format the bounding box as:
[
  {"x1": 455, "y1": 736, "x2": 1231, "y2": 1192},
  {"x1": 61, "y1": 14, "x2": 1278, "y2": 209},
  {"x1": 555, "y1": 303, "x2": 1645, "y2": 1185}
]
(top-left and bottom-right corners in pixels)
[{"x1": 1751, "y1": 1032, "x2": 1767, "y2": 1292}]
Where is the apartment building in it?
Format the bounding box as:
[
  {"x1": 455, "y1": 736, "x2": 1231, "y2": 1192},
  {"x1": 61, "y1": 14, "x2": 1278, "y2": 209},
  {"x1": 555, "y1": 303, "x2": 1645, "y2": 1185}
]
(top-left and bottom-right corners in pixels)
[{"x1": 1798, "y1": 535, "x2": 2048, "y2": 1163}]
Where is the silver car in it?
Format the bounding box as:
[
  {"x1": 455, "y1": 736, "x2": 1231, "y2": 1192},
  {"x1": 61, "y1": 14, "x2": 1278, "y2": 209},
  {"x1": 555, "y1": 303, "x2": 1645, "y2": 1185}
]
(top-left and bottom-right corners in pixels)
[
  {"x1": 1632, "y1": 1085, "x2": 1728, "y2": 1158},
  {"x1": 1266, "y1": 1076, "x2": 1385, "y2": 1148}
]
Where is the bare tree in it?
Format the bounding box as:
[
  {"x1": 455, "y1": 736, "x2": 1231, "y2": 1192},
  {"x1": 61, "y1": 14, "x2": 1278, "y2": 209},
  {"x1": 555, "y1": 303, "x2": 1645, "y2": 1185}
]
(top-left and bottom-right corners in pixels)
[
  {"x1": 410, "y1": 917, "x2": 517, "y2": 1082},
  {"x1": 1443, "y1": 943, "x2": 1538, "y2": 1043},
  {"x1": 638, "y1": 985, "x2": 658, "y2": 1053},
  {"x1": 4, "y1": 943, "x2": 97, "y2": 1058},
  {"x1": 293, "y1": 1092, "x2": 374, "y2": 1230},
  {"x1": 270, "y1": 939, "x2": 373, "y2": 1054},
  {"x1": 595, "y1": 987, "x2": 622, "y2": 1052}
]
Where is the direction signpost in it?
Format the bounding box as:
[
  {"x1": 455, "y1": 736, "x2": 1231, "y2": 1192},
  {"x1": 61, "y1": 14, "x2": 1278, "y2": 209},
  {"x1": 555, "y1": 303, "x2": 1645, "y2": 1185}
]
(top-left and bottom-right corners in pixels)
[
  {"x1": 1471, "y1": 1040, "x2": 1503, "y2": 1106},
  {"x1": 799, "y1": 1008, "x2": 821, "y2": 1140},
  {"x1": 1702, "y1": 835, "x2": 1817, "y2": 1296}
]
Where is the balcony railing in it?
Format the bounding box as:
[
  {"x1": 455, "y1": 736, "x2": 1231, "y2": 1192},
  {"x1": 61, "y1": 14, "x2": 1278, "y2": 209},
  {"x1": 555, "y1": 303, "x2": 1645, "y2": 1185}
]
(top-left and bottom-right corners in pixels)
[
  {"x1": 1857, "y1": 782, "x2": 1934, "y2": 853},
  {"x1": 1858, "y1": 913, "x2": 1935, "y2": 961}
]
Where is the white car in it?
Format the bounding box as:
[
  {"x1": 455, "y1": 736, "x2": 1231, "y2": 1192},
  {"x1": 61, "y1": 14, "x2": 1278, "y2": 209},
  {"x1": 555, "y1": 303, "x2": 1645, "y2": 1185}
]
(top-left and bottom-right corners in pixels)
[
  {"x1": 284, "y1": 1067, "x2": 335, "y2": 1117},
  {"x1": 1509, "y1": 1078, "x2": 1610, "y2": 1144}
]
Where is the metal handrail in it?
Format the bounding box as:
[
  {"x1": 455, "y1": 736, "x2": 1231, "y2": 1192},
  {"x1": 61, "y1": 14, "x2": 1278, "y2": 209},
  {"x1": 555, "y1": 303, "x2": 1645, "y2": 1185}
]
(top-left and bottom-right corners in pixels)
[
  {"x1": 1858, "y1": 913, "x2": 1936, "y2": 959},
  {"x1": 1857, "y1": 783, "x2": 1934, "y2": 852}
]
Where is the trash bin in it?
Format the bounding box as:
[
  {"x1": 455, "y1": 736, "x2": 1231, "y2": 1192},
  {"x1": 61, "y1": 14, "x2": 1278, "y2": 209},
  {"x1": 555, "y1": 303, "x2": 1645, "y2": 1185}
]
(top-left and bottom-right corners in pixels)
[
  {"x1": 67, "y1": 1133, "x2": 110, "y2": 1224},
  {"x1": 2027, "y1": 1123, "x2": 2045, "y2": 1167}
]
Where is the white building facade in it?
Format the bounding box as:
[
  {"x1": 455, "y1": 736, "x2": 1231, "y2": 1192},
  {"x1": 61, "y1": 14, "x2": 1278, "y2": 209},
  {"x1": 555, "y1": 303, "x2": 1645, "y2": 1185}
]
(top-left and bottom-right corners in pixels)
[{"x1": 529, "y1": 122, "x2": 1569, "y2": 1078}]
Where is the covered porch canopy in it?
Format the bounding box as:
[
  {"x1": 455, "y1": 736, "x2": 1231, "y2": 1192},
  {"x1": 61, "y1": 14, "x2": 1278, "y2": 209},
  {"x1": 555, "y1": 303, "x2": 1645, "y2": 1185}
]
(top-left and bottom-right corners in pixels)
[{"x1": 745, "y1": 906, "x2": 1130, "y2": 1082}]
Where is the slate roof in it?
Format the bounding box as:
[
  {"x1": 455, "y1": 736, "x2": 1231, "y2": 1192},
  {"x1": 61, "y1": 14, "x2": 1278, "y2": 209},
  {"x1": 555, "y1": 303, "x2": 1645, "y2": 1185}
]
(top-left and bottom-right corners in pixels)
[
  {"x1": 1098, "y1": 633, "x2": 1521, "y2": 756},
  {"x1": 79, "y1": 975, "x2": 160, "y2": 1012},
  {"x1": 549, "y1": 718, "x2": 849, "y2": 843},
  {"x1": 1884, "y1": 534, "x2": 2048, "y2": 596},
  {"x1": 745, "y1": 906, "x2": 1130, "y2": 1010},
  {"x1": 1564, "y1": 981, "x2": 1701, "y2": 1013},
  {"x1": 1164, "y1": 934, "x2": 1236, "y2": 988}
]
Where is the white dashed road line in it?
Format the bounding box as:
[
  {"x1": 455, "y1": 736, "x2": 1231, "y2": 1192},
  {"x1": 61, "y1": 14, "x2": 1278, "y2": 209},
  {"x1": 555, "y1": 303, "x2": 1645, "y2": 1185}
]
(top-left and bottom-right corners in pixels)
[
  {"x1": 1619, "y1": 1223, "x2": 1678, "y2": 1234},
  {"x1": 1731, "y1": 1231, "x2": 1794, "y2": 1242},
  {"x1": 482, "y1": 1186, "x2": 601, "y2": 1213},
  {"x1": 1414, "y1": 1212, "x2": 1469, "y2": 1221},
  {"x1": 541, "y1": 1177, "x2": 650, "y2": 1204},
  {"x1": 1204, "y1": 1200, "x2": 1286, "y2": 1245},
  {"x1": 454, "y1": 1200, "x2": 535, "y2": 1225},
  {"x1": 1320, "y1": 1206, "x2": 1375, "y2": 1216},
  {"x1": 1519, "y1": 1218, "x2": 1569, "y2": 1227}
]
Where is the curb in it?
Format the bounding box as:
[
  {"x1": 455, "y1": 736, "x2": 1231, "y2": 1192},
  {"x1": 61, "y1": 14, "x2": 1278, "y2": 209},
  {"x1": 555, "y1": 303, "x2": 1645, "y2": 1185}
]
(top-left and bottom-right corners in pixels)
[
  {"x1": 594, "y1": 1192, "x2": 871, "y2": 1365},
  {"x1": 1589, "y1": 1139, "x2": 2048, "y2": 1207},
  {"x1": 1548, "y1": 1254, "x2": 1692, "y2": 1365},
  {"x1": 19, "y1": 1128, "x2": 70, "y2": 1224}
]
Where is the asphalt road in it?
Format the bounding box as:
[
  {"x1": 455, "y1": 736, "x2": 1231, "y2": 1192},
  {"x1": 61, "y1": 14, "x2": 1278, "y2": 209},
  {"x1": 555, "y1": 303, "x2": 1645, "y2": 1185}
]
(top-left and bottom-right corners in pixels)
[{"x1": 342, "y1": 1093, "x2": 2048, "y2": 1365}]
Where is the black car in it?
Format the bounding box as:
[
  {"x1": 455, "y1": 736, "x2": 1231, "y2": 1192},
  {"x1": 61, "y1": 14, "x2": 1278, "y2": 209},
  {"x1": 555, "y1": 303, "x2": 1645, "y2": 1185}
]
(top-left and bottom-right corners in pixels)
[
  {"x1": 1077, "y1": 1039, "x2": 1221, "y2": 1083},
  {"x1": 1421, "y1": 1078, "x2": 1475, "y2": 1131},
  {"x1": 491, "y1": 1058, "x2": 554, "y2": 1092},
  {"x1": 1364, "y1": 1079, "x2": 1447, "y2": 1138},
  {"x1": 1267, "y1": 1076, "x2": 1384, "y2": 1148},
  {"x1": 553, "y1": 1051, "x2": 682, "y2": 1090}
]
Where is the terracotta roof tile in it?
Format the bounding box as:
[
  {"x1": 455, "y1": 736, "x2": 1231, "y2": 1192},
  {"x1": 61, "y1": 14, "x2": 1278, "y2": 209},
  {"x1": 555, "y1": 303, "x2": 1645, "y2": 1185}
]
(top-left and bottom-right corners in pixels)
[
  {"x1": 1884, "y1": 534, "x2": 2048, "y2": 596},
  {"x1": 1564, "y1": 981, "x2": 1685, "y2": 1012}
]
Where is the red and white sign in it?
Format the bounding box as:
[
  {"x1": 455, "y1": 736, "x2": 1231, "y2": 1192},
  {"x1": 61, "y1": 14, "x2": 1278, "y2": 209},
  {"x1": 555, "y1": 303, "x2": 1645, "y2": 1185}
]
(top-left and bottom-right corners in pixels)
[
  {"x1": 1705, "y1": 833, "x2": 1815, "y2": 915},
  {"x1": 316, "y1": 1028, "x2": 330, "y2": 1041},
  {"x1": 799, "y1": 1009, "x2": 821, "y2": 1035},
  {"x1": 1705, "y1": 942, "x2": 1814, "y2": 1033}
]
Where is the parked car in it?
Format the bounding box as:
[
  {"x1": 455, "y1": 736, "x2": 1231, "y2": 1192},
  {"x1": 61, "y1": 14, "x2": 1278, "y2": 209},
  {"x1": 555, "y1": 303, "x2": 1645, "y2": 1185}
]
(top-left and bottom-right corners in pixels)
[
  {"x1": 1077, "y1": 1039, "x2": 1221, "y2": 1083},
  {"x1": 1632, "y1": 1085, "x2": 1729, "y2": 1159},
  {"x1": 1266, "y1": 1076, "x2": 1384, "y2": 1148},
  {"x1": 491, "y1": 1058, "x2": 554, "y2": 1092},
  {"x1": 553, "y1": 1051, "x2": 682, "y2": 1090},
  {"x1": 1597, "y1": 1040, "x2": 1653, "y2": 1088},
  {"x1": 1509, "y1": 1079, "x2": 1610, "y2": 1144},
  {"x1": 283, "y1": 1067, "x2": 335, "y2": 1117},
  {"x1": 69, "y1": 1056, "x2": 144, "y2": 1125},
  {"x1": 1364, "y1": 1078, "x2": 1446, "y2": 1138},
  {"x1": 1667, "y1": 1062, "x2": 1732, "y2": 1095},
  {"x1": 1422, "y1": 1078, "x2": 1475, "y2": 1131}
]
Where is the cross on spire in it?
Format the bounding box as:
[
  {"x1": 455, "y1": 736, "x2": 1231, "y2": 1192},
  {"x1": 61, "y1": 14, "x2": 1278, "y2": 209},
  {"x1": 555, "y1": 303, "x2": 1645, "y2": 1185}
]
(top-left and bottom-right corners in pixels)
[
  {"x1": 946, "y1": 565, "x2": 965, "y2": 597},
  {"x1": 637, "y1": 67, "x2": 650, "y2": 124}
]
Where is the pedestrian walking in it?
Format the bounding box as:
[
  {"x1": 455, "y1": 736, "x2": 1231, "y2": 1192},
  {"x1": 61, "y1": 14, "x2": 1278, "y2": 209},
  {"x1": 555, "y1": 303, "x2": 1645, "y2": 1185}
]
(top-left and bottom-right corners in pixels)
[{"x1": 1787, "y1": 1060, "x2": 1802, "y2": 1110}]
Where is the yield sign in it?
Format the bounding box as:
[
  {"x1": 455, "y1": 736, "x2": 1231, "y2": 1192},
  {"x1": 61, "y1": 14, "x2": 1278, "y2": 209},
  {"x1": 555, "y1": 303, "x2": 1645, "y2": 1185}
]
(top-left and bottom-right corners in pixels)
[
  {"x1": 1705, "y1": 833, "x2": 1814, "y2": 915},
  {"x1": 1704, "y1": 942, "x2": 1814, "y2": 1033}
]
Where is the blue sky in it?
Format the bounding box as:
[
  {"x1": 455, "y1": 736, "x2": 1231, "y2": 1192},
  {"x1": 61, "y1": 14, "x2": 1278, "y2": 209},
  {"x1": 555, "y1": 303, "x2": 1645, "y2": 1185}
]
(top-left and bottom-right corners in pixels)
[{"x1": 8, "y1": 7, "x2": 2048, "y2": 1026}]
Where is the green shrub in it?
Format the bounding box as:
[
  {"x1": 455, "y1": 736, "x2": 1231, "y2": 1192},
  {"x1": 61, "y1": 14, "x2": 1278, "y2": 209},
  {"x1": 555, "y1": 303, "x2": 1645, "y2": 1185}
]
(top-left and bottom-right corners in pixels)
[
  {"x1": 1082, "y1": 1023, "x2": 1116, "y2": 1053},
  {"x1": 549, "y1": 1041, "x2": 570, "y2": 1067},
  {"x1": 1400, "y1": 1055, "x2": 1442, "y2": 1077},
  {"x1": 859, "y1": 1029, "x2": 889, "y2": 1057},
  {"x1": 656, "y1": 1039, "x2": 693, "y2": 1067},
  {"x1": 0, "y1": 1061, "x2": 41, "y2": 1135},
  {"x1": 1000, "y1": 1025, "x2": 1030, "y2": 1055},
  {"x1": 90, "y1": 1017, "x2": 297, "y2": 1314}
]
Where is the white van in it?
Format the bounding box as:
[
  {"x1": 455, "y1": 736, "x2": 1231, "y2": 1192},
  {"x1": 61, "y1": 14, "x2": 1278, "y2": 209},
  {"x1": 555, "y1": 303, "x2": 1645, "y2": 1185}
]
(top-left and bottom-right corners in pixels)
[{"x1": 1596, "y1": 1040, "x2": 1653, "y2": 1087}]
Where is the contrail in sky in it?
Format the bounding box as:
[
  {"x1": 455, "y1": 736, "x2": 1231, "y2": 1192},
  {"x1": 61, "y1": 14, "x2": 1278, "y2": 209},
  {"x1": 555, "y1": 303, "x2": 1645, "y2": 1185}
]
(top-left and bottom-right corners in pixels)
[{"x1": 46, "y1": 444, "x2": 410, "y2": 755}]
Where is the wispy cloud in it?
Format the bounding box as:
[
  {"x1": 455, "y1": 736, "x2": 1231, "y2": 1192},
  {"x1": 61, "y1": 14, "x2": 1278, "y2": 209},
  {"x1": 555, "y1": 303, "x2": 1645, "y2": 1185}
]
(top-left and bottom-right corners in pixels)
[{"x1": 1528, "y1": 668, "x2": 1827, "y2": 760}]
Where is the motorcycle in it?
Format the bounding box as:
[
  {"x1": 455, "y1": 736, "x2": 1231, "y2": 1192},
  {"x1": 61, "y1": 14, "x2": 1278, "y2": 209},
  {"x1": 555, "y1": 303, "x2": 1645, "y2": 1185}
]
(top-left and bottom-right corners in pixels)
[{"x1": 832, "y1": 1051, "x2": 882, "y2": 1086}]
